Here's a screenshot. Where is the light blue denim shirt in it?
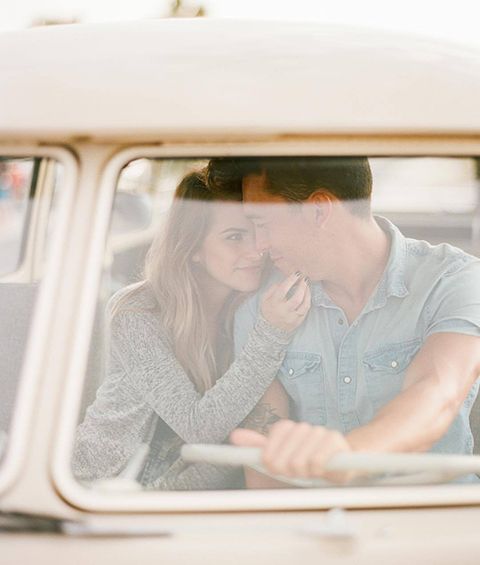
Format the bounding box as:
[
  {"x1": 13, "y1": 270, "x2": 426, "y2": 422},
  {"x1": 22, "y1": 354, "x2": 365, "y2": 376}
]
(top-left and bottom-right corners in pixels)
[{"x1": 235, "y1": 217, "x2": 480, "y2": 458}]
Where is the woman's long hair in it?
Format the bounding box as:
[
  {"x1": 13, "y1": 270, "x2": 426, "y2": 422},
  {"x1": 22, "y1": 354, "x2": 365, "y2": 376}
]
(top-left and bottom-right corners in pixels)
[{"x1": 114, "y1": 167, "x2": 243, "y2": 394}]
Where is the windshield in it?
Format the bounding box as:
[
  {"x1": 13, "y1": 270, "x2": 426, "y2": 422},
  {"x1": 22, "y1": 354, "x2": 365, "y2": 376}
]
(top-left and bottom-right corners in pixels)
[{"x1": 71, "y1": 156, "x2": 480, "y2": 491}]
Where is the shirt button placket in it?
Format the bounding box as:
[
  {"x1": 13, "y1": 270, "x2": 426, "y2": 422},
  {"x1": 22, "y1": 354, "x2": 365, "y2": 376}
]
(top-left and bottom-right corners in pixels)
[{"x1": 337, "y1": 324, "x2": 357, "y2": 428}]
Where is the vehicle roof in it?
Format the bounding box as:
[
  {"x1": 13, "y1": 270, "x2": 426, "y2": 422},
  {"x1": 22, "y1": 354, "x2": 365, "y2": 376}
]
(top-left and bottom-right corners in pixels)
[{"x1": 2, "y1": 19, "x2": 480, "y2": 142}]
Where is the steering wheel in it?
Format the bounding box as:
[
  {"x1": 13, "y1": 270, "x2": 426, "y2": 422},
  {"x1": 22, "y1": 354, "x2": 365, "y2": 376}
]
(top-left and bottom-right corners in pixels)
[{"x1": 181, "y1": 444, "x2": 480, "y2": 487}]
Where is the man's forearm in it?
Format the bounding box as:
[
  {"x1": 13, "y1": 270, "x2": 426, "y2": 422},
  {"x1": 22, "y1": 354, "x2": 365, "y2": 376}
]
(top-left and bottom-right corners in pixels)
[{"x1": 346, "y1": 376, "x2": 459, "y2": 453}]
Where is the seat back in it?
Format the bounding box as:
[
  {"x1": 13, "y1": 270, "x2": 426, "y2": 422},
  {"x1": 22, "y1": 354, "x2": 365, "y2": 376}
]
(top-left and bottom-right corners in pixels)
[
  {"x1": 0, "y1": 283, "x2": 37, "y2": 433},
  {"x1": 77, "y1": 304, "x2": 107, "y2": 423}
]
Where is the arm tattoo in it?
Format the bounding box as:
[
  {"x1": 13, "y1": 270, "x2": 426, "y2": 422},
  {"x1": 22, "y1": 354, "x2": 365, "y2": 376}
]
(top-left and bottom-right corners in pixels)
[{"x1": 242, "y1": 403, "x2": 282, "y2": 435}]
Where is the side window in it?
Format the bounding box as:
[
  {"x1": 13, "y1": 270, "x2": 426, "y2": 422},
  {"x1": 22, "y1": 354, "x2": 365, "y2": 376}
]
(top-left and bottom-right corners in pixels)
[
  {"x1": 0, "y1": 156, "x2": 63, "y2": 463},
  {"x1": 0, "y1": 158, "x2": 35, "y2": 277}
]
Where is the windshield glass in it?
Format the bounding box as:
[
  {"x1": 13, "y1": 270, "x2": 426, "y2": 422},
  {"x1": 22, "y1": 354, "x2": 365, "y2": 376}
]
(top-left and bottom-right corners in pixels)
[{"x1": 72, "y1": 156, "x2": 480, "y2": 491}]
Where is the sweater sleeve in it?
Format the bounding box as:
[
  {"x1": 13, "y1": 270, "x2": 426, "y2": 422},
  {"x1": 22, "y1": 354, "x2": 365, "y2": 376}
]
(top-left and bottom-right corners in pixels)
[
  {"x1": 112, "y1": 308, "x2": 292, "y2": 445},
  {"x1": 71, "y1": 357, "x2": 157, "y2": 481}
]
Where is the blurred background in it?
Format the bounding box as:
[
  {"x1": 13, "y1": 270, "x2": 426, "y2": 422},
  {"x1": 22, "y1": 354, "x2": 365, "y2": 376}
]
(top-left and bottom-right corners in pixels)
[{"x1": 2, "y1": 0, "x2": 480, "y2": 48}]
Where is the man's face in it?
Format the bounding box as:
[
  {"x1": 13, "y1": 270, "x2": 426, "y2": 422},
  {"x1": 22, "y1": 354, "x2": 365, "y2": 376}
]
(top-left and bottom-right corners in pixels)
[{"x1": 243, "y1": 171, "x2": 315, "y2": 276}]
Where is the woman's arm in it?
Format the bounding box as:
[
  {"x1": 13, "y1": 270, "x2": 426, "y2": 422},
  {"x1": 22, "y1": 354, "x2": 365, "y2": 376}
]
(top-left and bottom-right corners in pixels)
[
  {"x1": 74, "y1": 275, "x2": 310, "y2": 484},
  {"x1": 240, "y1": 379, "x2": 290, "y2": 489},
  {"x1": 72, "y1": 311, "x2": 290, "y2": 482},
  {"x1": 111, "y1": 309, "x2": 292, "y2": 446},
  {"x1": 121, "y1": 275, "x2": 309, "y2": 447}
]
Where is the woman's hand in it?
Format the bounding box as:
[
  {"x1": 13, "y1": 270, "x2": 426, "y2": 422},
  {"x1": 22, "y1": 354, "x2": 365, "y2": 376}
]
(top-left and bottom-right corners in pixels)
[{"x1": 260, "y1": 272, "x2": 311, "y2": 332}]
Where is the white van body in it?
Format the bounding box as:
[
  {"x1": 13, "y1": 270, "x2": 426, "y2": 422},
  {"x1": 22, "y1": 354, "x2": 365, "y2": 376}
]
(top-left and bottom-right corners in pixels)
[{"x1": 1, "y1": 19, "x2": 480, "y2": 564}]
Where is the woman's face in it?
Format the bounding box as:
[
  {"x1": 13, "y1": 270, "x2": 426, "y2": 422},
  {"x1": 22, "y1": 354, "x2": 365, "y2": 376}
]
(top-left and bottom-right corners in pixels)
[{"x1": 194, "y1": 202, "x2": 265, "y2": 293}]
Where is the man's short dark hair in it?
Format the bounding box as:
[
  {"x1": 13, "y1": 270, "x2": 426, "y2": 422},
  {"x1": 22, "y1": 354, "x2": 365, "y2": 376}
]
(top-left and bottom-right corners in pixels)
[{"x1": 207, "y1": 157, "x2": 373, "y2": 217}]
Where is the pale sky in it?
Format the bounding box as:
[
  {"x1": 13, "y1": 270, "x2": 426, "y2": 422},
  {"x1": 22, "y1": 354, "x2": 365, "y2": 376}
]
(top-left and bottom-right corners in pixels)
[{"x1": 4, "y1": 0, "x2": 480, "y2": 48}]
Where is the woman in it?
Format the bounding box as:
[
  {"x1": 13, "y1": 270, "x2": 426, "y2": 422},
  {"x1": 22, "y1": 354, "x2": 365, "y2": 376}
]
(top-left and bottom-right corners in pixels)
[{"x1": 73, "y1": 168, "x2": 310, "y2": 490}]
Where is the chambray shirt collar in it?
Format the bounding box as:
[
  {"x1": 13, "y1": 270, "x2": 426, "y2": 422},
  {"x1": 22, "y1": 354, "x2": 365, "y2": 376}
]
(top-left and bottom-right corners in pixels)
[
  {"x1": 311, "y1": 215, "x2": 409, "y2": 309},
  {"x1": 372, "y1": 216, "x2": 409, "y2": 305}
]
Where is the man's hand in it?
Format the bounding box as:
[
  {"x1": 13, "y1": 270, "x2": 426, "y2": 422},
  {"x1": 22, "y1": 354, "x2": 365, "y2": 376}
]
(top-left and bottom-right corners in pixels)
[{"x1": 230, "y1": 420, "x2": 353, "y2": 483}]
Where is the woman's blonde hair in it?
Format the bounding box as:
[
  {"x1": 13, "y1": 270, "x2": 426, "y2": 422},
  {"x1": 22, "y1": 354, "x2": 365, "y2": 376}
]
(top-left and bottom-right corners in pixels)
[{"x1": 115, "y1": 167, "x2": 243, "y2": 393}]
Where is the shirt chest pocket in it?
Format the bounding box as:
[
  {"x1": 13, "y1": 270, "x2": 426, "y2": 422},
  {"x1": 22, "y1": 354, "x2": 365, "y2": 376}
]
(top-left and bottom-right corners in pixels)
[
  {"x1": 278, "y1": 352, "x2": 326, "y2": 425},
  {"x1": 363, "y1": 338, "x2": 422, "y2": 412}
]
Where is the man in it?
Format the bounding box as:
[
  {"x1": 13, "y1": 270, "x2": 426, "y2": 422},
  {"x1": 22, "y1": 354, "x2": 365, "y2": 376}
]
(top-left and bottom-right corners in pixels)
[{"x1": 207, "y1": 157, "x2": 480, "y2": 481}]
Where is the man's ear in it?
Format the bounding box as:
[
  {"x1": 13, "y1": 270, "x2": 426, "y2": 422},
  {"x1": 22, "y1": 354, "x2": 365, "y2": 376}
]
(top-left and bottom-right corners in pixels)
[{"x1": 305, "y1": 191, "x2": 334, "y2": 227}]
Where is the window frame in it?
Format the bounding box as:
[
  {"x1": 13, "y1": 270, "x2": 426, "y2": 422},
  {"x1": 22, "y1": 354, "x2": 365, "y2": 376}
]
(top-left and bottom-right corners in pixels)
[
  {"x1": 0, "y1": 144, "x2": 78, "y2": 495},
  {"x1": 52, "y1": 138, "x2": 480, "y2": 513}
]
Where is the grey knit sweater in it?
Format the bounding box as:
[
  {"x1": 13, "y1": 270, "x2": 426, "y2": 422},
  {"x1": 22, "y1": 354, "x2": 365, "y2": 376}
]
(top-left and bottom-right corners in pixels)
[{"x1": 72, "y1": 283, "x2": 292, "y2": 490}]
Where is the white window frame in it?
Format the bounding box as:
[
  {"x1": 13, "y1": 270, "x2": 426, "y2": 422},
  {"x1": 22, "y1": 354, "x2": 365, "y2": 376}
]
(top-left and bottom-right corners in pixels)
[
  {"x1": 0, "y1": 144, "x2": 77, "y2": 495},
  {"x1": 52, "y1": 138, "x2": 480, "y2": 512}
]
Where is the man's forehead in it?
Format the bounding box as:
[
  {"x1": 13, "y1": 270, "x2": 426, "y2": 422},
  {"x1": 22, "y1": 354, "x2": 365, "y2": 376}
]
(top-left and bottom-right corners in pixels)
[
  {"x1": 242, "y1": 172, "x2": 287, "y2": 206},
  {"x1": 243, "y1": 172, "x2": 267, "y2": 200},
  {"x1": 242, "y1": 171, "x2": 291, "y2": 218}
]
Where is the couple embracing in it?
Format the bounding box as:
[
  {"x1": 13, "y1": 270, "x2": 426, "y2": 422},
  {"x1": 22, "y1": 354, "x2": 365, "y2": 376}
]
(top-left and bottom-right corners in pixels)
[{"x1": 74, "y1": 157, "x2": 480, "y2": 489}]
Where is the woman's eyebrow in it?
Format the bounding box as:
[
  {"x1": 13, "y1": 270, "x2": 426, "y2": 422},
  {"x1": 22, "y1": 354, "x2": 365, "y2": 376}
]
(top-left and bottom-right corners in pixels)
[{"x1": 220, "y1": 227, "x2": 249, "y2": 234}]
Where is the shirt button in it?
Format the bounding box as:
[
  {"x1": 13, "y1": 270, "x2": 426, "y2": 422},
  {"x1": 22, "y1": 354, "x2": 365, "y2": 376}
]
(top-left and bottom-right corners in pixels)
[
  {"x1": 288, "y1": 368, "x2": 294, "y2": 376},
  {"x1": 391, "y1": 361, "x2": 398, "y2": 368},
  {"x1": 343, "y1": 376, "x2": 352, "y2": 384},
  {"x1": 338, "y1": 318, "x2": 344, "y2": 325}
]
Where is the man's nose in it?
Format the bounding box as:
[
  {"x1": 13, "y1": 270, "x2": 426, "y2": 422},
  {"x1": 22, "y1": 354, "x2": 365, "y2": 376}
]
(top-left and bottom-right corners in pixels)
[
  {"x1": 242, "y1": 237, "x2": 265, "y2": 261},
  {"x1": 254, "y1": 229, "x2": 271, "y2": 256}
]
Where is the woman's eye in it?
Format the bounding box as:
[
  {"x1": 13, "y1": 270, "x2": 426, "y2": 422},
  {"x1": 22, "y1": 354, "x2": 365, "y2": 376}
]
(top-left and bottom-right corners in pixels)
[{"x1": 226, "y1": 233, "x2": 243, "y2": 241}]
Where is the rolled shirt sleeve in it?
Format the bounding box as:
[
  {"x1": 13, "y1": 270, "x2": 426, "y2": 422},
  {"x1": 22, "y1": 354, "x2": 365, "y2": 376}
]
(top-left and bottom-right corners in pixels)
[{"x1": 425, "y1": 259, "x2": 480, "y2": 339}]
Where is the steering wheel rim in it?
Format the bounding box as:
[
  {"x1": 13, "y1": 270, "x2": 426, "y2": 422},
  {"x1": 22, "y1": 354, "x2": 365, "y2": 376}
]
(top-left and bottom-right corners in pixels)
[{"x1": 181, "y1": 444, "x2": 480, "y2": 486}]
